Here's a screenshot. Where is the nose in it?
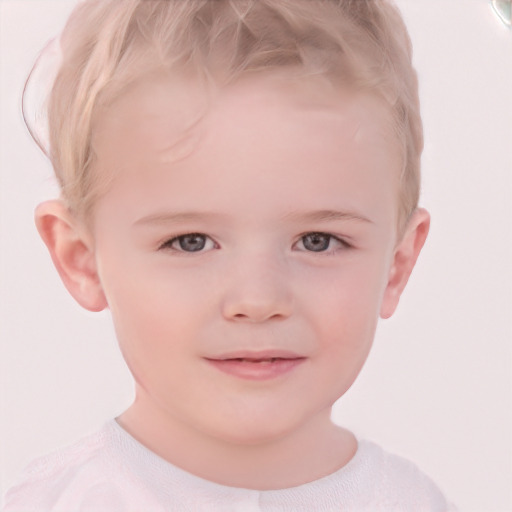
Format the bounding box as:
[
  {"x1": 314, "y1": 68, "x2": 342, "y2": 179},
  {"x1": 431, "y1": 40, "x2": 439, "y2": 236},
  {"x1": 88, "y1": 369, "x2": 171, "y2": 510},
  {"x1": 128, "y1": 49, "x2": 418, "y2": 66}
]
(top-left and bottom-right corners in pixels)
[{"x1": 221, "y1": 252, "x2": 293, "y2": 323}]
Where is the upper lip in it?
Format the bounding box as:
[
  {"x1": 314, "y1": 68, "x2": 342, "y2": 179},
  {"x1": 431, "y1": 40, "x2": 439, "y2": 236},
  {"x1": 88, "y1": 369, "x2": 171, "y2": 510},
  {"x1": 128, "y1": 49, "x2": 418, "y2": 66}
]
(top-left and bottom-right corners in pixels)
[{"x1": 206, "y1": 350, "x2": 305, "y2": 361}]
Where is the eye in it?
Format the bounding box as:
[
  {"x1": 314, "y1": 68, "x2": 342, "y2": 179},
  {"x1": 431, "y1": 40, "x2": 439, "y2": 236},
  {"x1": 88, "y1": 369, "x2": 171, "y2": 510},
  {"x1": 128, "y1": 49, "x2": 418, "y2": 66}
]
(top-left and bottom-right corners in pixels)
[
  {"x1": 296, "y1": 232, "x2": 349, "y2": 253},
  {"x1": 159, "y1": 233, "x2": 216, "y2": 253}
]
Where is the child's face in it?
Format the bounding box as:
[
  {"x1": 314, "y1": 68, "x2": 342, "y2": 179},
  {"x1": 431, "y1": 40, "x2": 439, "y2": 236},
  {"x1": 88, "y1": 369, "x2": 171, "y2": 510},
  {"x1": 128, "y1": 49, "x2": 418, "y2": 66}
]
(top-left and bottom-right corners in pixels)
[{"x1": 87, "y1": 73, "x2": 403, "y2": 444}]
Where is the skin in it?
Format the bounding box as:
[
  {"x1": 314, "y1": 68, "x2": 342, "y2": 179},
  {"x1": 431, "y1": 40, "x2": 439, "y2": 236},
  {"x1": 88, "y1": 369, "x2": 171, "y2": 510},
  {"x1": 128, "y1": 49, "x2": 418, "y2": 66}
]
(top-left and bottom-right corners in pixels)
[{"x1": 36, "y1": 72, "x2": 429, "y2": 490}]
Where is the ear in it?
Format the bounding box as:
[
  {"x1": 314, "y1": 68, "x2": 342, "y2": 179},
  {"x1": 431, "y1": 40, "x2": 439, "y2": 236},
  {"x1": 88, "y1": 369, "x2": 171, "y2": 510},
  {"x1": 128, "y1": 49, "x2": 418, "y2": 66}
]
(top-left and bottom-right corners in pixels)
[
  {"x1": 35, "y1": 200, "x2": 108, "y2": 312},
  {"x1": 380, "y1": 208, "x2": 430, "y2": 319}
]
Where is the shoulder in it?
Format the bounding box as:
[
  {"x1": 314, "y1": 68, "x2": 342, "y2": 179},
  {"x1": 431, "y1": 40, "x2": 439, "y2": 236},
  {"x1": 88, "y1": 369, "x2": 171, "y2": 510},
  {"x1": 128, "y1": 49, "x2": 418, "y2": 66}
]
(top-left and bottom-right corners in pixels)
[
  {"x1": 1, "y1": 422, "x2": 140, "y2": 511},
  {"x1": 349, "y1": 439, "x2": 455, "y2": 511}
]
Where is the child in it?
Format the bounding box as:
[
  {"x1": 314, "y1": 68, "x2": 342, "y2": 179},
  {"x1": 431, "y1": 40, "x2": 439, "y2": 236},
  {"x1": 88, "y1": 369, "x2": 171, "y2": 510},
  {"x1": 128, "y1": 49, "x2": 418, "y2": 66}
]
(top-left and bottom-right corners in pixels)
[{"x1": 3, "y1": 0, "x2": 456, "y2": 510}]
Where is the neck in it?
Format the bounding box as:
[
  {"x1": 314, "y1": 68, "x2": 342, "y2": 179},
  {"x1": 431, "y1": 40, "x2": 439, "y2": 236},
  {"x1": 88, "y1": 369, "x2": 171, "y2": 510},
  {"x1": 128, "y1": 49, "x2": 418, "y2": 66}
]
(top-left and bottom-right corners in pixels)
[{"x1": 117, "y1": 390, "x2": 357, "y2": 490}]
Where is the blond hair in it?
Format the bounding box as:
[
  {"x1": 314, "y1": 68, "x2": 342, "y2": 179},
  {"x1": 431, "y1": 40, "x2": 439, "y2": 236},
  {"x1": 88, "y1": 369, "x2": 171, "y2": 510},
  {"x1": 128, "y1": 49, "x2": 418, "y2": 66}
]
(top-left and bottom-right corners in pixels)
[{"x1": 38, "y1": 0, "x2": 422, "y2": 227}]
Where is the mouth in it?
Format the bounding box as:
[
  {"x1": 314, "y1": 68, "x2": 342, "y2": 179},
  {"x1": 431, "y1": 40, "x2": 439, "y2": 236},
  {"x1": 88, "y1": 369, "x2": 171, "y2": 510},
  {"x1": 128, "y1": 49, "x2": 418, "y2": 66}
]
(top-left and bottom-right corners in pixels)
[
  {"x1": 223, "y1": 357, "x2": 291, "y2": 363},
  {"x1": 205, "y1": 351, "x2": 306, "y2": 380},
  {"x1": 209, "y1": 349, "x2": 305, "y2": 361}
]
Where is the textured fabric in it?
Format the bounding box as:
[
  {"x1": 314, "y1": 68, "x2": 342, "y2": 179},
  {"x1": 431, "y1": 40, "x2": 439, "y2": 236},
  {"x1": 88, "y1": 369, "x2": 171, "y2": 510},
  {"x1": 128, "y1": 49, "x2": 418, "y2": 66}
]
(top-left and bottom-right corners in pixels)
[{"x1": 2, "y1": 421, "x2": 456, "y2": 511}]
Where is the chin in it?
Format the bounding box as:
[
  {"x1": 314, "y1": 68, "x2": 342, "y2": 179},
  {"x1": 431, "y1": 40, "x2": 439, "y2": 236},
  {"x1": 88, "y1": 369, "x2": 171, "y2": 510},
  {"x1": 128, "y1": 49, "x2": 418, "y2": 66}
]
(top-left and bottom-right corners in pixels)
[{"x1": 205, "y1": 412, "x2": 307, "y2": 447}]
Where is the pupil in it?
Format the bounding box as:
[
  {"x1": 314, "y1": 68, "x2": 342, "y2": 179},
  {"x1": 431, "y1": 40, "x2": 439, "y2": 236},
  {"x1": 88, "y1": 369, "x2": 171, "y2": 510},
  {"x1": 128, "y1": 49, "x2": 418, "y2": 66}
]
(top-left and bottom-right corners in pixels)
[
  {"x1": 304, "y1": 233, "x2": 329, "y2": 252},
  {"x1": 179, "y1": 234, "x2": 206, "y2": 252}
]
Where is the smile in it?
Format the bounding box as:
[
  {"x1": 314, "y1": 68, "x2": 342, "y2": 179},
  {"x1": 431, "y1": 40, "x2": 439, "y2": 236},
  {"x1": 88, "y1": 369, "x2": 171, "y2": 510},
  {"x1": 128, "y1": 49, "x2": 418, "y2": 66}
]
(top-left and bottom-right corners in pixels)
[{"x1": 205, "y1": 351, "x2": 306, "y2": 381}]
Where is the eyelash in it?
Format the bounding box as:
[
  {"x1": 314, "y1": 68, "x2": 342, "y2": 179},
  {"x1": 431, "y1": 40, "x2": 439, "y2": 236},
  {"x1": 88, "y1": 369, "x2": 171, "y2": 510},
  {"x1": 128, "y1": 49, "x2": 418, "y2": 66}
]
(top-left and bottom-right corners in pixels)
[
  {"x1": 296, "y1": 232, "x2": 352, "y2": 253},
  {"x1": 158, "y1": 233, "x2": 217, "y2": 253},
  {"x1": 158, "y1": 232, "x2": 352, "y2": 254}
]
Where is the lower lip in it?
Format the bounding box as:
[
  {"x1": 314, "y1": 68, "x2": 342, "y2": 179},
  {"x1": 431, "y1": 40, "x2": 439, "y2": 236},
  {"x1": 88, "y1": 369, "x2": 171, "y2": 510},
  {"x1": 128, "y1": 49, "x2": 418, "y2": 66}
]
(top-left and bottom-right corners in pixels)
[{"x1": 206, "y1": 358, "x2": 306, "y2": 381}]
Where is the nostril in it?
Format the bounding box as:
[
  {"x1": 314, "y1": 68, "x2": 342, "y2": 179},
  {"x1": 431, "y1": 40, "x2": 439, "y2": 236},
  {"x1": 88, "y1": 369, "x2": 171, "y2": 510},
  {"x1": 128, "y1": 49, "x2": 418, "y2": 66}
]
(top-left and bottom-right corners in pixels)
[
  {"x1": 228, "y1": 309, "x2": 288, "y2": 323},
  {"x1": 221, "y1": 284, "x2": 293, "y2": 322}
]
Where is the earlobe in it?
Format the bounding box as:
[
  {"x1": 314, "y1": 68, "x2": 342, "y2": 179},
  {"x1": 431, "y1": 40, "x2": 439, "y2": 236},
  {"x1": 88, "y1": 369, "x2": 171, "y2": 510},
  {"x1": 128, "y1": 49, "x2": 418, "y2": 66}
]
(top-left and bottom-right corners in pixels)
[
  {"x1": 380, "y1": 208, "x2": 430, "y2": 319},
  {"x1": 35, "y1": 200, "x2": 108, "y2": 312}
]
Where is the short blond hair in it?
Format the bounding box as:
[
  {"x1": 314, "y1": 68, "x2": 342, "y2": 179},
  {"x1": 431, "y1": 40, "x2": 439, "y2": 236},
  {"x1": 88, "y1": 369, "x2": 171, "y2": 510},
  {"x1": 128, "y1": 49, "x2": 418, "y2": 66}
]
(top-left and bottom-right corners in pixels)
[{"x1": 34, "y1": 0, "x2": 422, "y2": 227}]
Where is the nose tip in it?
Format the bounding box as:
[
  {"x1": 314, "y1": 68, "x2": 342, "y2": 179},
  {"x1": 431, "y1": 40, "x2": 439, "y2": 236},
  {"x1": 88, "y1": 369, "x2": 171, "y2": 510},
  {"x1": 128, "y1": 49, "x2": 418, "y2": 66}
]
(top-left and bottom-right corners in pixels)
[{"x1": 221, "y1": 262, "x2": 293, "y2": 323}]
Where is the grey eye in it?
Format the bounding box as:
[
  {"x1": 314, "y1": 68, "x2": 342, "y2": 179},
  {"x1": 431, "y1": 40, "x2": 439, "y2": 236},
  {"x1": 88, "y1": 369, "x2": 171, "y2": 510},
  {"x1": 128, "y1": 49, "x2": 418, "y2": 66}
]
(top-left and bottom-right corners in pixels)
[
  {"x1": 173, "y1": 234, "x2": 208, "y2": 252},
  {"x1": 301, "y1": 233, "x2": 332, "y2": 252}
]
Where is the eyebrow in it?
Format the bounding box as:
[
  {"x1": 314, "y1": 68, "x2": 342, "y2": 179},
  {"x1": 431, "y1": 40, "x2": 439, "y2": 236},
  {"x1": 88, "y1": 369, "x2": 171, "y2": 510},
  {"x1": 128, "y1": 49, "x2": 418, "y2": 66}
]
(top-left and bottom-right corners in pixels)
[
  {"x1": 282, "y1": 209, "x2": 373, "y2": 224},
  {"x1": 134, "y1": 209, "x2": 372, "y2": 227},
  {"x1": 133, "y1": 211, "x2": 227, "y2": 227}
]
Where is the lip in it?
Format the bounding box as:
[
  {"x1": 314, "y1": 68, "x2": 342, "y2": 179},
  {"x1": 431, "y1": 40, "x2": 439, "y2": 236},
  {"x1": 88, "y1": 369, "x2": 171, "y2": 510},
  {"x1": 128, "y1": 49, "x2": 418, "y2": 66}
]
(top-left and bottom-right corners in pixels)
[{"x1": 205, "y1": 350, "x2": 306, "y2": 381}]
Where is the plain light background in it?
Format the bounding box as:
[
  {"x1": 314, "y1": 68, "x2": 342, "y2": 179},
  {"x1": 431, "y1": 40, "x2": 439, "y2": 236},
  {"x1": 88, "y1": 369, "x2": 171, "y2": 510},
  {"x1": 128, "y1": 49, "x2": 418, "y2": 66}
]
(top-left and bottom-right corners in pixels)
[{"x1": 0, "y1": 1, "x2": 511, "y2": 510}]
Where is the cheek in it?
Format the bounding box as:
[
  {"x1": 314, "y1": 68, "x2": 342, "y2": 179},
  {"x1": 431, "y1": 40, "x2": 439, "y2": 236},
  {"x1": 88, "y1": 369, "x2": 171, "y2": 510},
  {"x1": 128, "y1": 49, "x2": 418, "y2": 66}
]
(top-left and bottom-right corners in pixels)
[
  {"x1": 297, "y1": 258, "x2": 389, "y2": 382},
  {"x1": 104, "y1": 277, "x2": 196, "y2": 391},
  {"x1": 298, "y1": 257, "x2": 389, "y2": 328},
  {"x1": 101, "y1": 258, "x2": 216, "y2": 352}
]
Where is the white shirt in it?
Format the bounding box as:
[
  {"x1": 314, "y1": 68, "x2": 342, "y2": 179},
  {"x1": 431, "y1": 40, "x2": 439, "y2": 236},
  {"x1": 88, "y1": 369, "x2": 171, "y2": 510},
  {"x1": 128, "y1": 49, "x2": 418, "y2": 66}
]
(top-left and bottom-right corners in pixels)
[{"x1": 2, "y1": 420, "x2": 456, "y2": 511}]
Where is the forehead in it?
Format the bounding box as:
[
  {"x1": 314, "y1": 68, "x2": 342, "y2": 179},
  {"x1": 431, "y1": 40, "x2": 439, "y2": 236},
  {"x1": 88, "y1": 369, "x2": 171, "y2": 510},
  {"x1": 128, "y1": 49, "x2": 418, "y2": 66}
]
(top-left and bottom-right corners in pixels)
[
  {"x1": 90, "y1": 72, "x2": 401, "y2": 227},
  {"x1": 92, "y1": 71, "x2": 398, "y2": 168}
]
